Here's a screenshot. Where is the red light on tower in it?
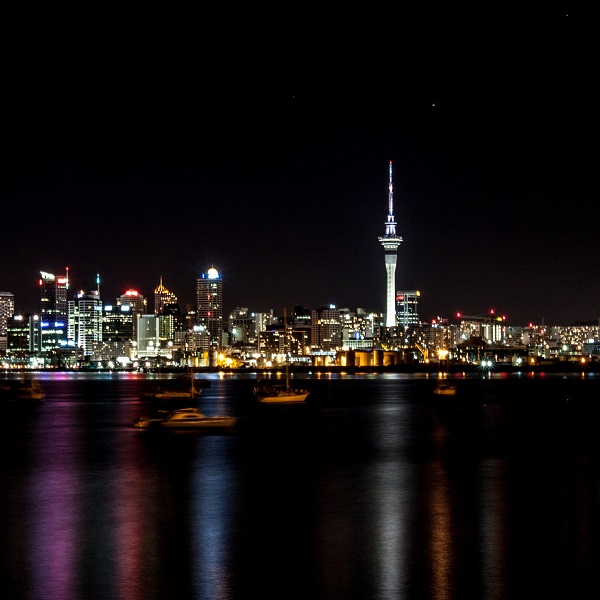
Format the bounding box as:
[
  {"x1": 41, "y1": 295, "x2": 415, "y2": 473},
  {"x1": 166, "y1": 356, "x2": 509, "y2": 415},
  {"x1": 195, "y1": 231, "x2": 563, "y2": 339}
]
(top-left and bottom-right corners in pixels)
[
  {"x1": 456, "y1": 312, "x2": 461, "y2": 318},
  {"x1": 490, "y1": 308, "x2": 495, "y2": 315}
]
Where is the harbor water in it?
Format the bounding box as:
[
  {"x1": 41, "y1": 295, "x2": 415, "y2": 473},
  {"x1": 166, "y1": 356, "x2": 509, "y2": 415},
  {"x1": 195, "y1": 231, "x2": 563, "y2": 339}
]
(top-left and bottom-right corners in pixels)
[{"x1": 1, "y1": 371, "x2": 600, "y2": 600}]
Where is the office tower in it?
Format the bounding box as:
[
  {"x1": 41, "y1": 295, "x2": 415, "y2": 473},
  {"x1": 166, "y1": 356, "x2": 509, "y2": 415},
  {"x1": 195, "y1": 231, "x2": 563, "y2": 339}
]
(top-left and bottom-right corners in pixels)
[
  {"x1": 39, "y1": 269, "x2": 69, "y2": 351},
  {"x1": 154, "y1": 277, "x2": 177, "y2": 315},
  {"x1": 378, "y1": 161, "x2": 403, "y2": 328},
  {"x1": 396, "y1": 290, "x2": 420, "y2": 328},
  {"x1": 0, "y1": 291, "x2": 15, "y2": 350},
  {"x1": 102, "y1": 304, "x2": 134, "y2": 342},
  {"x1": 311, "y1": 305, "x2": 342, "y2": 351},
  {"x1": 117, "y1": 289, "x2": 147, "y2": 314},
  {"x1": 7, "y1": 314, "x2": 38, "y2": 354},
  {"x1": 117, "y1": 289, "x2": 147, "y2": 341},
  {"x1": 73, "y1": 290, "x2": 103, "y2": 356},
  {"x1": 137, "y1": 314, "x2": 160, "y2": 356},
  {"x1": 196, "y1": 267, "x2": 223, "y2": 349},
  {"x1": 228, "y1": 307, "x2": 254, "y2": 345}
]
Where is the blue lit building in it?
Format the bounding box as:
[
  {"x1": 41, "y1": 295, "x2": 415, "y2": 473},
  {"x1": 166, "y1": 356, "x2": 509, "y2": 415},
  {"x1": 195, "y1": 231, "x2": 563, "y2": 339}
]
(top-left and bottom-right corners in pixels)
[{"x1": 39, "y1": 270, "x2": 69, "y2": 352}]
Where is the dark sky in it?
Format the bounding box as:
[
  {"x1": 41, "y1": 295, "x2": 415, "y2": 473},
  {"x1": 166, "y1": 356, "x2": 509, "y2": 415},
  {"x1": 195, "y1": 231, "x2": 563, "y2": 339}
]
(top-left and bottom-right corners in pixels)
[{"x1": 3, "y1": 15, "x2": 598, "y2": 326}]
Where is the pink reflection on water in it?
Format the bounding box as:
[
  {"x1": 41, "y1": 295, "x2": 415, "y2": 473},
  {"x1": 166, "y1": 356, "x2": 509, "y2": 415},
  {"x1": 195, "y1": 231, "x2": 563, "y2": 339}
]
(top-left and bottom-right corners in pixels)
[{"x1": 27, "y1": 409, "x2": 82, "y2": 599}]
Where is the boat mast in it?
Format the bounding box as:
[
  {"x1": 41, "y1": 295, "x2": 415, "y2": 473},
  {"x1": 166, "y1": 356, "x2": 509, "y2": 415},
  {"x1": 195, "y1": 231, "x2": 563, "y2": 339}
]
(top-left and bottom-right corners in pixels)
[{"x1": 284, "y1": 307, "x2": 290, "y2": 391}]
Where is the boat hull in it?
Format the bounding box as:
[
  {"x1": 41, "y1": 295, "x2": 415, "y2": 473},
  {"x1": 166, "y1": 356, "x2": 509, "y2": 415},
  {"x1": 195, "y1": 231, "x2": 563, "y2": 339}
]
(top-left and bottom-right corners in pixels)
[
  {"x1": 160, "y1": 416, "x2": 238, "y2": 429},
  {"x1": 256, "y1": 392, "x2": 309, "y2": 404}
]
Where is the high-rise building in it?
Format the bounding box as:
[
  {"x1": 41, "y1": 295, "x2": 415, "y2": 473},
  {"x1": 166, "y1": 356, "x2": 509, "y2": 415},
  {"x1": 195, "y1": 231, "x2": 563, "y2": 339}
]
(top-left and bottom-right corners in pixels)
[
  {"x1": 7, "y1": 314, "x2": 38, "y2": 354},
  {"x1": 378, "y1": 161, "x2": 403, "y2": 328},
  {"x1": 311, "y1": 305, "x2": 342, "y2": 351},
  {"x1": 154, "y1": 277, "x2": 177, "y2": 315},
  {"x1": 73, "y1": 290, "x2": 103, "y2": 356},
  {"x1": 39, "y1": 269, "x2": 69, "y2": 352},
  {"x1": 137, "y1": 314, "x2": 160, "y2": 357},
  {"x1": 117, "y1": 289, "x2": 147, "y2": 341},
  {"x1": 0, "y1": 291, "x2": 15, "y2": 351},
  {"x1": 196, "y1": 267, "x2": 223, "y2": 349},
  {"x1": 396, "y1": 290, "x2": 420, "y2": 328},
  {"x1": 101, "y1": 302, "x2": 135, "y2": 360}
]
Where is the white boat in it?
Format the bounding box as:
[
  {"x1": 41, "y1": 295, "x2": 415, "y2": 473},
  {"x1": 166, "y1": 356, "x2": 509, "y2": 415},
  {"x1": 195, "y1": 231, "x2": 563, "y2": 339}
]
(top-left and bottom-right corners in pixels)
[
  {"x1": 433, "y1": 382, "x2": 457, "y2": 396},
  {"x1": 254, "y1": 307, "x2": 310, "y2": 404},
  {"x1": 159, "y1": 409, "x2": 238, "y2": 430},
  {"x1": 254, "y1": 381, "x2": 309, "y2": 404},
  {"x1": 133, "y1": 407, "x2": 197, "y2": 429}
]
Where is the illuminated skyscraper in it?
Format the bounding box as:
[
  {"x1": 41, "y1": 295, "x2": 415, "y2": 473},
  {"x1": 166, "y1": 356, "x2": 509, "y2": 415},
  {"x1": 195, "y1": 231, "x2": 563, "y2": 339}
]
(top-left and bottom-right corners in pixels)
[
  {"x1": 154, "y1": 276, "x2": 177, "y2": 315},
  {"x1": 196, "y1": 267, "x2": 223, "y2": 349},
  {"x1": 71, "y1": 289, "x2": 103, "y2": 356},
  {"x1": 378, "y1": 161, "x2": 403, "y2": 328},
  {"x1": 117, "y1": 289, "x2": 147, "y2": 341},
  {"x1": 0, "y1": 291, "x2": 14, "y2": 350},
  {"x1": 396, "y1": 290, "x2": 420, "y2": 328},
  {"x1": 39, "y1": 269, "x2": 69, "y2": 351}
]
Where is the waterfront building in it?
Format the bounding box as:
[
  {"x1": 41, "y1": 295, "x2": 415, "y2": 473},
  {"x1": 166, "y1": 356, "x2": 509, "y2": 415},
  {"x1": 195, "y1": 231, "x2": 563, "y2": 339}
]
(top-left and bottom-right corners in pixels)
[
  {"x1": 39, "y1": 270, "x2": 69, "y2": 352},
  {"x1": 378, "y1": 161, "x2": 403, "y2": 328},
  {"x1": 6, "y1": 314, "x2": 38, "y2": 355},
  {"x1": 0, "y1": 291, "x2": 15, "y2": 351},
  {"x1": 228, "y1": 307, "x2": 254, "y2": 346},
  {"x1": 196, "y1": 267, "x2": 223, "y2": 349},
  {"x1": 311, "y1": 305, "x2": 342, "y2": 351}
]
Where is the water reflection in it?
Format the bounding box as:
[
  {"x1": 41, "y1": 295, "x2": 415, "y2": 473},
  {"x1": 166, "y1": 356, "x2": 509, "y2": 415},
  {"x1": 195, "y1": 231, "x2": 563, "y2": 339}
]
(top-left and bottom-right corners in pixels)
[{"x1": 2, "y1": 373, "x2": 600, "y2": 599}]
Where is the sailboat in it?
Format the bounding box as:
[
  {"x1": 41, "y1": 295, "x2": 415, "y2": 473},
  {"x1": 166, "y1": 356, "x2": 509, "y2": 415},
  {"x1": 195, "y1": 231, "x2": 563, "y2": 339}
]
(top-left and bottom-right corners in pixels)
[
  {"x1": 142, "y1": 368, "x2": 203, "y2": 401},
  {"x1": 254, "y1": 308, "x2": 310, "y2": 404}
]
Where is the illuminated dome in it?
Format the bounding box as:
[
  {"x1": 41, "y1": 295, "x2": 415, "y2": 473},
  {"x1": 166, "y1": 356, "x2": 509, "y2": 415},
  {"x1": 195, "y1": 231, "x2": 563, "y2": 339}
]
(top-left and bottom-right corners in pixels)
[{"x1": 207, "y1": 267, "x2": 219, "y2": 279}]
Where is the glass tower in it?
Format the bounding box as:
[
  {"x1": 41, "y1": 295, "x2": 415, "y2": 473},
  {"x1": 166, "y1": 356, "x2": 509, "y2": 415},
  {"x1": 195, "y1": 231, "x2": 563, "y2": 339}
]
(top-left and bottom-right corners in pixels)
[
  {"x1": 39, "y1": 270, "x2": 69, "y2": 352},
  {"x1": 196, "y1": 267, "x2": 223, "y2": 349}
]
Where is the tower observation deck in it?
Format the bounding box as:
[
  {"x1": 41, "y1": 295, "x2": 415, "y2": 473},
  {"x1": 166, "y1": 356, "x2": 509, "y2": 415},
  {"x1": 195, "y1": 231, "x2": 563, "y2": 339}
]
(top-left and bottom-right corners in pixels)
[{"x1": 378, "y1": 160, "x2": 403, "y2": 328}]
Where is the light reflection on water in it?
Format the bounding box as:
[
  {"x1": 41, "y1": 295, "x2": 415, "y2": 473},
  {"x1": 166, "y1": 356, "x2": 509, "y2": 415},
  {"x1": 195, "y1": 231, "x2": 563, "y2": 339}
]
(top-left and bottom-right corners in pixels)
[{"x1": 1, "y1": 372, "x2": 600, "y2": 599}]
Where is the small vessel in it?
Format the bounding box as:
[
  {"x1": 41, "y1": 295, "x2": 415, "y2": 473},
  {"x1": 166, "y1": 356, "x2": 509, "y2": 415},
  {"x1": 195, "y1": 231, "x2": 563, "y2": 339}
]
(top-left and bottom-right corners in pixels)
[
  {"x1": 433, "y1": 382, "x2": 457, "y2": 396},
  {"x1": 254, "y1": 308, "x2": 309, "y2": 404},
  {"x1": 159, "y1": 409, "x2": 238, "y2": 430},
  {"x1": 254, "y1": 380, "x2": 309, "y2": 404},
  {"x1": 142, "y1": 370, "x2": 203, "y2": 401},
  {"x1": 134, "y1": 407, "x2": 200, "y2": 429}
]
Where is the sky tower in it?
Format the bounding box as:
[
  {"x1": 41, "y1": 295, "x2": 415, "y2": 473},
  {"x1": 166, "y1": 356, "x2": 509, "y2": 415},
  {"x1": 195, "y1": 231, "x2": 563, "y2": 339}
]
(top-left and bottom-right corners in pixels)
[{"x1": 378, "y1": 160, "x2": 403, "y2": 327}]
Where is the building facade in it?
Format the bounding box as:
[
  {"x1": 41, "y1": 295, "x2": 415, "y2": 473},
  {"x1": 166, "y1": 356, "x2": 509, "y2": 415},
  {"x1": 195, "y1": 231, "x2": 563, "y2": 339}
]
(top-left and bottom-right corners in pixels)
[
  {"x1": 0, "y1": 291, "x2": 15, "y2": 351},
  {"x1": 39, "y1": 270, "x2": 69, "y2": 352},
  {"x1": 396, "y1": 290, "x2": 420, "y2": 328},
  {"x1": 196, "y1": 267, "x2": 223, "y2": 349}
]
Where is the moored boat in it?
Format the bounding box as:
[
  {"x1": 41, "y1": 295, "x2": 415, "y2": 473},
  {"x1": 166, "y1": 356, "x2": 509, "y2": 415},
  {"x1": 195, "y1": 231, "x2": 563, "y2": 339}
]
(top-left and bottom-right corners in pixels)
[
  {"x1": 433, "y1": 382, "x2": 457, "y2": 396},
  {"x1": 133, "y1": 406, "x2": 199, "y2": 429},
  {"x1": 254, "y1": 382, "x2": 309, "y2": 404},
  {"x1": 159, "y1": 410, "x2": 238, "y2": 430}
]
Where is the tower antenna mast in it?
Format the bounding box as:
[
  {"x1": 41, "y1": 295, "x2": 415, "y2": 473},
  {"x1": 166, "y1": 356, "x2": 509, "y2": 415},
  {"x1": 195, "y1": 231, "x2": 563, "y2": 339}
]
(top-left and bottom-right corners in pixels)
[{"x1": 378, "y1": 160, "x2": 403, "y2": 328}]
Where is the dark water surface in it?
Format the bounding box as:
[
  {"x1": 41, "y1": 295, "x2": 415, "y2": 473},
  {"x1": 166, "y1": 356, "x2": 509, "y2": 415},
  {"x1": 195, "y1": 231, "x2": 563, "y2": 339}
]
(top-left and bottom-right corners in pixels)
[{"x1": 1, "y1": 371, "x2": 600, "y2": 600}]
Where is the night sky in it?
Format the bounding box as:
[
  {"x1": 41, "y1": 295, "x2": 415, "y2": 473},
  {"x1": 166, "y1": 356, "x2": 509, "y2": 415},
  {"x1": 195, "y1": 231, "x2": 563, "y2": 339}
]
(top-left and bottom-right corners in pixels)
[{"x1": 3, "y1": 15, "x2": 598, "y2": 326}]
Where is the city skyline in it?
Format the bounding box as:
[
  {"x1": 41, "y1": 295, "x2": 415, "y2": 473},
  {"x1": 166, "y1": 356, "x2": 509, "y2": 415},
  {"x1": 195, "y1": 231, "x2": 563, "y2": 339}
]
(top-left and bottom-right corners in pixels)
[{"x1": 3, "y1": 24, "x2": 599, "y2": 326}]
